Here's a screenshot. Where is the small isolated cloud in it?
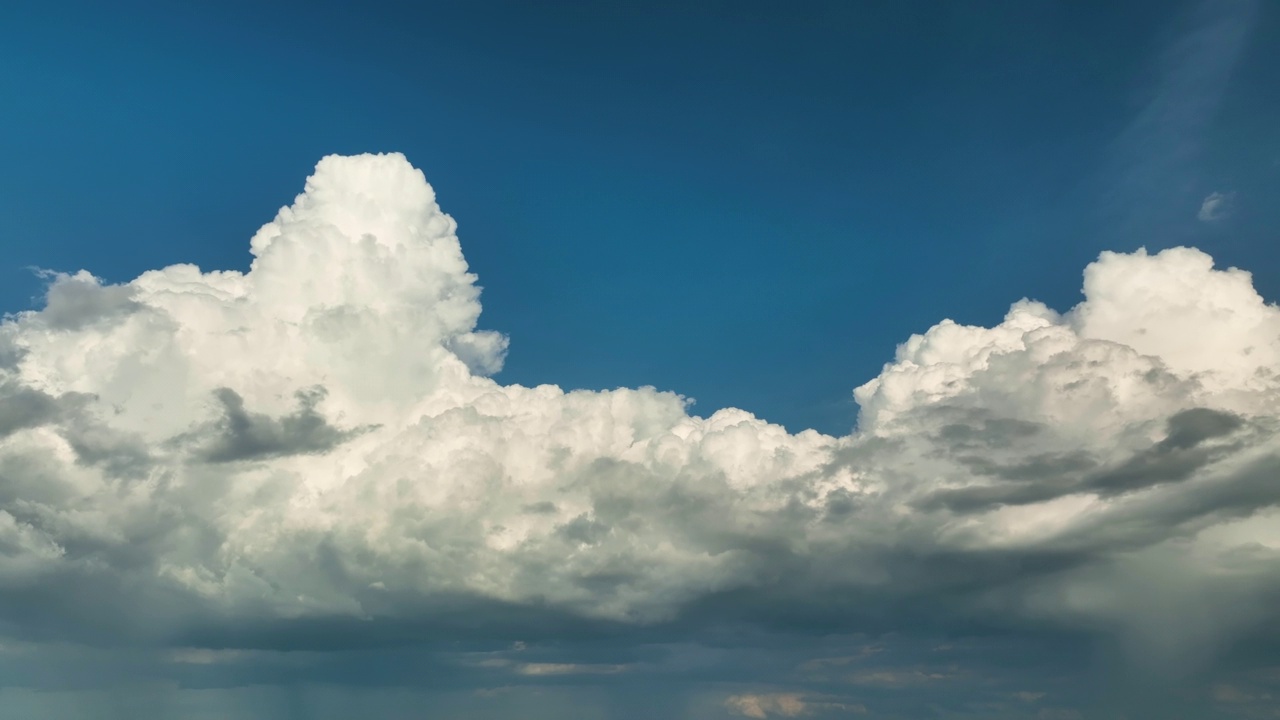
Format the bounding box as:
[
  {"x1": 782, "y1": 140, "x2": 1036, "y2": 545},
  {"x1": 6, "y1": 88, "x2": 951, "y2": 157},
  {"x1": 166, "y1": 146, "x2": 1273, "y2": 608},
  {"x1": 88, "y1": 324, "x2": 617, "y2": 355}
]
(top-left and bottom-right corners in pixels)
[
  {"x1": 725, "y1": 693, "x2": 807, "y2": 718},
  {"x1": 167, "y1": 648, "x2": 247, "y2": 665},
  {"x1": 1198, "y1": 190, "x2": 1234, "y2": 221},
  {"x1": 516, "y1": 663, "x2": 627, "y2": 676},
  {"x1": 846, "y1": 668, "x2": 955, "y2": 688}
]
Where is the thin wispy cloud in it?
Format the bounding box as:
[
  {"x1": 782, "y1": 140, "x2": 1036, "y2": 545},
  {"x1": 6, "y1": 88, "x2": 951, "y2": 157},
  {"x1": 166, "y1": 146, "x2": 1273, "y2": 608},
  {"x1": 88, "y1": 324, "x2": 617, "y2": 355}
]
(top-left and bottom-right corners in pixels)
[
  {"x1": 1198, "y1": 190, "x2": 1235, "y2": 221},
  {"x1": 724, "y1": 693, "x2": 808, "y2": 719},
  {"x1": 1105, "y1": 0, "x2": 1257, "y2": 236}
]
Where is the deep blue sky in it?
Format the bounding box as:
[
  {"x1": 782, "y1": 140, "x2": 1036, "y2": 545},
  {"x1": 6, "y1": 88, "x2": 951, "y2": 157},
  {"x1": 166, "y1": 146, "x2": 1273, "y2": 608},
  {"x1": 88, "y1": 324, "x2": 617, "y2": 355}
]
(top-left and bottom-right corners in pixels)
[{"x1": 3, "y1": 0, "x2": 1278, "y2": 435}]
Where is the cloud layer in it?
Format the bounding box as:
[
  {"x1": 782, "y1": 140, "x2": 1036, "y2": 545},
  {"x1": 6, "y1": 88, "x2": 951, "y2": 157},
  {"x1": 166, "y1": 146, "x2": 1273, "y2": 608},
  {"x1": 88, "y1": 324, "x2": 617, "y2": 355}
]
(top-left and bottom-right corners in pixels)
[{"x1": 2, "y1": 154, "x2": 1278, "y2": 683}]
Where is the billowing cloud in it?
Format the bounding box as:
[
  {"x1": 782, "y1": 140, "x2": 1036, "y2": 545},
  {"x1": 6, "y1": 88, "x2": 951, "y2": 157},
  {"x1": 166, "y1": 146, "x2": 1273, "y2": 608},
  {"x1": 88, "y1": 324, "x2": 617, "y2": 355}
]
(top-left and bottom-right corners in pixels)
[
  {"x1": 2, "y1": 154, "x2": 1279, "y2": 696},
  {"x1": 1198, "y1": 190, "x2": 1235, "y2": 221}
]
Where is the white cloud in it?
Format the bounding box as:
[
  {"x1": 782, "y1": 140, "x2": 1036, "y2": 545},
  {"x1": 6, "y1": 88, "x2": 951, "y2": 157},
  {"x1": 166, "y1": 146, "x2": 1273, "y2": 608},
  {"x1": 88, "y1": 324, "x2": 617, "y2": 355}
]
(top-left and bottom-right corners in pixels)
[
  {"x1": 1198, "y1": 190, "x2": 1234, "y2": 221},
  {"x1": 1, "y1": 154, "x2": 1279, "y2": 675}
]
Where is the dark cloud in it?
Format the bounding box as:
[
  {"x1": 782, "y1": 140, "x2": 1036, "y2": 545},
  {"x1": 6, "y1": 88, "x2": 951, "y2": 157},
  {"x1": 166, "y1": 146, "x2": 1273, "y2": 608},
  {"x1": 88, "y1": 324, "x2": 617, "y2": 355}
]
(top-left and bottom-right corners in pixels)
[
  {"x1": 938, "y1": 416, "x2": 1044, "y2": 449},
  {"x1": 1162, "y1": 407, "x2": 1244, "y2": 449},
  {"x1": 970, "y1": 452, "x2": 1099, "y2": 483},
  {"x1": 37, "y1": 273, "x2": 141, "y2": 331},
  {"x1": 0, "y1": 335, "x2": 23, "y2": 371},
  {"x1": 61, "y1": 420, "x2": 154, "y2": 478},
  {"x1": 921, "y1": 408, "x2": 1249, "y2": 514},
  {"x1": 196, "y1": 387, "x2": 370, "y2": 463},
  {"x1": 0, "y1": 382, "x2": 63, "y2": 439}
]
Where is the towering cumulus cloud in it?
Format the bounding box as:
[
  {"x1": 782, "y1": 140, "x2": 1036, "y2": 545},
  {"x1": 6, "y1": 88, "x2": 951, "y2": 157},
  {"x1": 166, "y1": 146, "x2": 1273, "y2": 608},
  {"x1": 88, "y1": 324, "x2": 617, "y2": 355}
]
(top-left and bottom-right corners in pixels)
[{"x1": 1, "y1": 154, "x2": 1278, "y2": 673}]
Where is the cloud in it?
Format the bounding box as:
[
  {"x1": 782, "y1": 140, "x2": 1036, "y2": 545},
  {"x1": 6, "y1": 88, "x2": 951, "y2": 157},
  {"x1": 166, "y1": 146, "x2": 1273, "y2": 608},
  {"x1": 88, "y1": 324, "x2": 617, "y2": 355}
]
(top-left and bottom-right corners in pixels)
[
  {"x1": 1, "y1": 154, "x2": 1279, "y2": 692},
  {"x1": 31, "y1": 270, "x2": 142, "y2": 331},
  {"x1": 918, "y1": 407, "x2": 1247, "y2": 513},
  {"x1": 515, "y1": 662, "x2": 627, "y2": 676},
  {"x1": 725, "y1": 693, "x2": 807, "y2": 718},
  {"x1": 1104, "y1": 0, "x2": 1256, "y2": 235},
  {"x1": 1198, "y1": 190, "x2": 1235, "y2": 221},
  {"x1": 0, "y1": 382, "x2": 69, "y2": 439},
  {"x1": 725, "y1": 692, "x2": 866, "y2": 719},
  {"x1": 190, "y1": 386, "x2": 371, "y2": 463}
]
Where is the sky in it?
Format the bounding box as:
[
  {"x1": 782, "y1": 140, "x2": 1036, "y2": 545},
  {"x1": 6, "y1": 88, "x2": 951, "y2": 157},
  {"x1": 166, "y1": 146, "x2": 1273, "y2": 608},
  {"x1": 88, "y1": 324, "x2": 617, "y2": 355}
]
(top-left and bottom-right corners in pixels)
[{"x1": 1, "y1": 1, "x2": 1280, "y2": 718}]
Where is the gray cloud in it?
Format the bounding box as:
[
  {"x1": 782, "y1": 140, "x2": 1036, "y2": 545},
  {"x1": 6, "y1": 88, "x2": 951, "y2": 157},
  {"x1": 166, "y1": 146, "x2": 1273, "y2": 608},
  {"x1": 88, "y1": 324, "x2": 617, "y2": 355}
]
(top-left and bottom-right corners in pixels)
[
  {"x1": 925, "y1": 408, "x2": 1248, "y2": 514},
  {"x1": 35, "y1": 271, "x2": 142, "y2": 331},
  {"x1": 195, "y1": 387, "x2": 370, "y2": 463},
  {"x1": 0, "y1": 382, "x2": 64, "y2": 439}
]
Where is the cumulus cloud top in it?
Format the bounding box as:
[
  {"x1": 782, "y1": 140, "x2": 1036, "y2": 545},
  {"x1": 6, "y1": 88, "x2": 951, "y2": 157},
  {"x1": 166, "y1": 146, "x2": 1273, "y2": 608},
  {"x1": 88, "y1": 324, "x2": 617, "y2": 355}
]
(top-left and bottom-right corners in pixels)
[{"x1": 1, "y1": 154, "x2": 1279, "y2": 674}]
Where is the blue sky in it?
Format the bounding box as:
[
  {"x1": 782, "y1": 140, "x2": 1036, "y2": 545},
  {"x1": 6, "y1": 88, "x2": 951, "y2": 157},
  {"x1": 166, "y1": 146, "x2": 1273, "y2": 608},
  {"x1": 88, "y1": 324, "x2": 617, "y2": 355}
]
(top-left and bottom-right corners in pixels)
[
  {"x1": 5, "y1": 0, "x2": 1277, "y2": 435},
  {"x1": 3, "y1": 1, "x2": 1280, "y2": 718}
]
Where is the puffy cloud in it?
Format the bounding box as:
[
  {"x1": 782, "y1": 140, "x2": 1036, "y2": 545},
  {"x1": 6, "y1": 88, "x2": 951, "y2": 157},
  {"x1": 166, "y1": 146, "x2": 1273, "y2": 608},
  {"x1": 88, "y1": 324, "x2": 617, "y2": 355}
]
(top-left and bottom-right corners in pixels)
[
  {"x1": 1, "y1": 154, "x2": 1279, "y2": 686},
  {"x1": 1198, "y1": 190, "x2": 1234, "y2": 221}
]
